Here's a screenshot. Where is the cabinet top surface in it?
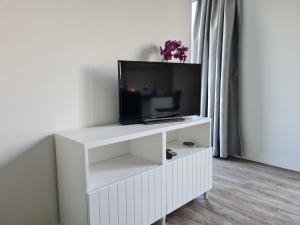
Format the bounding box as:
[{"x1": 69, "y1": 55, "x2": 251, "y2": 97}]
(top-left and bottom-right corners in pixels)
[{"x1": 56, "y1": 116, "x2": 210, "y2": 148}]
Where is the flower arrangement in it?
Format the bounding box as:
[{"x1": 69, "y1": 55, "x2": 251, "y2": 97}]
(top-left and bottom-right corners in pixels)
[{"x1": 160, "y1": 40, "x2": 188, "y2": 63}]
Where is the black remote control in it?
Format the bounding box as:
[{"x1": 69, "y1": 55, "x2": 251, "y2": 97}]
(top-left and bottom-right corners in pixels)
[{"x1": 166, "y1": 149, "x2": 177, "y2": 159}]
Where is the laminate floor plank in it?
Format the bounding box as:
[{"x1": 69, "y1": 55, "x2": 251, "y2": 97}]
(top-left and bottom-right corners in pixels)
[{"x1": 163, "y1": 158, "x2": 300, "y2": 225}]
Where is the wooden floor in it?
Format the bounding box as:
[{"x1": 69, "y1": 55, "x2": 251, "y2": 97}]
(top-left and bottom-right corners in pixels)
[{"x1": 165, "y1": 158, "x2": 300, "y2": 225}]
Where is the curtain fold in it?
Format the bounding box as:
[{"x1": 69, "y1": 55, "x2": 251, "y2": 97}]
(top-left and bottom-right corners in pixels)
[{"x1": 192, "y1": 0, "x2": 241, "y2": 158}]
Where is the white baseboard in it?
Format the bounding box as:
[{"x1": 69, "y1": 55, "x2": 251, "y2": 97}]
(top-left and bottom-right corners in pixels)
[{"x1": 241, "y1": 150, "x2": 300, "y2": 172}]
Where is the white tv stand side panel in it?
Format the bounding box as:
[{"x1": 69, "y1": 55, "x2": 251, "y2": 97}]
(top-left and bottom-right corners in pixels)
[
  {"x1": 55, "y1": 116, "x2": 212, "y2": 225},
  {"x1": 55, "y1": 135, "x2": 89, "y2": 225}
]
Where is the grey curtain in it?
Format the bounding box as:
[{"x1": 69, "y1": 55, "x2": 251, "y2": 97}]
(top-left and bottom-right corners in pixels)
[{"x1": 192, "y1": 0, "x2": 241, "y2": 158}]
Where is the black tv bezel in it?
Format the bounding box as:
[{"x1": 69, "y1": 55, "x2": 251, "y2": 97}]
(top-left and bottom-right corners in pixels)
[{"x1": 118, "y1": 60, "x2": 201, "y2": 125}]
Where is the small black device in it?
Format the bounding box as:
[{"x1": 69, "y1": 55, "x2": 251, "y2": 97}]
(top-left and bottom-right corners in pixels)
[
  {"x1": 183, "y1": 141, "x2": 195, "y2": 147},
  {"x1": 118, "y1": 60, "x2": 202, "y2": 125},
  {"x1": 166, "y1": 149, "x2": 177, "y2": 160}
]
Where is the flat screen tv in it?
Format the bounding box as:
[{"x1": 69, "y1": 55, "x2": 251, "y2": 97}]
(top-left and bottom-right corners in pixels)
[{"x1": 118, "y1": 60, "x2": 201, "y2": 124}]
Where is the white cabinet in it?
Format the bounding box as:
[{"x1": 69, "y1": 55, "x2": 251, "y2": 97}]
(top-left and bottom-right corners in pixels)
[{"x1": 55, "y1": 116, "x2": 212, "y2": 225}]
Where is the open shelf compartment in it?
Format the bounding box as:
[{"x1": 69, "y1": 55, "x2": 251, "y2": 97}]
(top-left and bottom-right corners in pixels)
[
  {"x1": 87, "y1": 133, "x2": 164, "y2": 192},
  {"x1": 89, "y1": 154, "x2": 157, "y2": 191},
  {"x1": 165, "y1": 122, "x2": 210, "y2": 161},
  {"x1": 166, "y1": 141, "x2": 209, "y2": 162}
]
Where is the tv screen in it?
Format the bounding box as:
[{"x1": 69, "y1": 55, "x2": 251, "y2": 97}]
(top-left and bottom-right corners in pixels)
[{"x1": 118, "y1": 60, "x2": 201, "y2": 124}]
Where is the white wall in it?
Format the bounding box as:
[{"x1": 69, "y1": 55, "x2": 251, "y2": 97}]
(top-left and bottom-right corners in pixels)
[
  {"x1": 0, "y1": 1, "x2": 191, "y2": 224},
  {"x1": 240, "y1": 0, "x2": 300, "y2": 171}
]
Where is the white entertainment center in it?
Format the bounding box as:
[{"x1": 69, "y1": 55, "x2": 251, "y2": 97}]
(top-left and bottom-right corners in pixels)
[{"x1": 55, "y1": 116, "x2": 212, "y2": 225}]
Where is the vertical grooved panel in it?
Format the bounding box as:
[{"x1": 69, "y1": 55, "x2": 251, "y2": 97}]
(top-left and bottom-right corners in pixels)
[
  {"x1": 141, "y1": 172, "x2": 149, "y2": 225},
  {"x1": 196, "y1": 152, "x2": 201, "y2": 196},
  {"x1": 89, "y1": 192, "x2": 100, "y2": 225},
  {"x1": 126, "y1": 177, "x2": 134, "y2": 225},
  {"x1": 149, "y1": 169, "x2": 155, "y2": 224},
  {"x1": 118, "y1": 181, "x2": 126, "y2": 225},
  {"x1": 109, "y1": 184, "x2": 119, "y2": 225},
  {"x1": 166, "y1": 163, "x2": 173, "y2": 213},
  {"x1": 207, "y1": 150, "x2": 210, "y2": 190},
  {"x1": 209, "y1": 148, "x2": 213, "y2": 189},
  {"x1": 187, "y1": 156, "x2": 193, "y2": 201},
  {"x1": 172, "y1": 161, "x2": 178, "y2": 210},
  {"x1": 177, "y1": 159, "x2": 183, "y2": 206},
  {"x1": 155, "y1": 167, "x2": 162, "y2": 221},
  {"x1": 161, "y1": 164, "x2": 167, "y2": 216},
  {"x1": 134, "y1": 175, "x2": 142, "y2": 225},
  {"x1": 182, "y1": 158, "x2": 188, "y2": 204},
  {"x1": 99, "y1": 188, "x2": 109, "y2": 225},
  {"x1": 192, "y1": 154, "x2": 197, "y2": 198},
  {"x1": 201, "y1": 151, "x2": 205, "y2": 194}
]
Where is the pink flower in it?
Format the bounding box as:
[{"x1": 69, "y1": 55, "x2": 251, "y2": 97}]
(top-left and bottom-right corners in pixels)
[{"x1": 160, "y1": 40, "x2": 188, "y2": 63}]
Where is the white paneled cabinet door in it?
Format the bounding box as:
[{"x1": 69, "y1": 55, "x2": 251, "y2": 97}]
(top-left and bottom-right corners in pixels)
[
  {"x1": 163, "y1": 148, "x2": 213, "y2": 215},
  {"x1": 88, "y1": 166, "x2": 165, "y2": 225}
]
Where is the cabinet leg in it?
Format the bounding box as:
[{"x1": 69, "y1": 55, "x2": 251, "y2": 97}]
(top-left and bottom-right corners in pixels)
[
  {"x1": 153, "y1": 216, "x2": 166, "y2": 225},
  {"x1": 204, "y1": 191, "x2": 209, "y2": 200},
  {"x1": 159, "y1": 216, "x2": 166, "y2": 225}
]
